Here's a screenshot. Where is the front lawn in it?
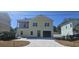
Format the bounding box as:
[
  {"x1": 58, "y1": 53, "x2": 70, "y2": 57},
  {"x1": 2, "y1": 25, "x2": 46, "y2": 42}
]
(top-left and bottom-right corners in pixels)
[
  {"x1": 0, "y1": 40, "x2": 30, "y2": 47},
  {"x1": 56, "y1": 39, "x2": 79, "y2": 47}
]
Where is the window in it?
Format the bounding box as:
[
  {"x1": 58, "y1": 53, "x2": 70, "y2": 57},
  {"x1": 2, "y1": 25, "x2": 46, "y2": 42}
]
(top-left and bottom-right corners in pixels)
[
  {"x1": 33, "y1": 22, "x2": 37, "y2": 27},
  {"x1": 26, "y1": 22, "x2": 29, "y2": 28},
  {"x1": 66, "y1": 26, "x2": 67, "y2": 29},
  {"x1": 20, "y1": 31, "x2": 23, "y2": 35},
  {"x1": 30, "y1": 31, "x2": 33, "y2": 35},
  {"x1": 23, "y1": 22, "x2": 29, "y2": 28},
  {"x1": 24, "y1": 23, "x2": 26, "y2": 28},
  {"x1": 45, "y1": 23, "x2": 49, "y2": 27},
  {"x1": 70, "y1": 24, "x2": 72, "y2": 27}
]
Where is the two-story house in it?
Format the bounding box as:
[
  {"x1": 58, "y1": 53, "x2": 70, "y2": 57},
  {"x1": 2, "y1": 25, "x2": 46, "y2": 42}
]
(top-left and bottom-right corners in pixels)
[
  {"x1": 16, "y1": 15, "x2": 53, "y2": 38},
  {"x1": 60, "y1": 18, "x2": 79, "y2": 38}
]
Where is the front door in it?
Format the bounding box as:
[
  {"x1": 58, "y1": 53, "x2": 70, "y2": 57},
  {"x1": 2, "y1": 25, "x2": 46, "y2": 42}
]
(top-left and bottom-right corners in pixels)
[{"x1": 37, "y1": 30, "x2": 41, "y2": 37}]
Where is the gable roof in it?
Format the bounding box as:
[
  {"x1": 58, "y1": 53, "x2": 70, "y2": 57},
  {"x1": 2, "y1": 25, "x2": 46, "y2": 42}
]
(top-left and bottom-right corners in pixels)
[{"x1": 32, "y1": 15, "x2": 53, "y2": 22}]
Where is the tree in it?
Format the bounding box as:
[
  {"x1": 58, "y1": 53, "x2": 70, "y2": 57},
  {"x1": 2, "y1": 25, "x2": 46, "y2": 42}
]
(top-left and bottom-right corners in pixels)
[
  {"x1": 73, "y1": 26, "x2": 79, "y2": 32},
  {"x1": 57, "y1": 26, "x2": 61, "y2": 33},
  {"x1": 53, "y1": 26, "x2": 57, "y2": 32},
  {"x1": 53, "y1": 25, "x2": 61, "y2": 33},
  {"x1": 10, "y1": 27, "x2": 17, "y2": 34}
]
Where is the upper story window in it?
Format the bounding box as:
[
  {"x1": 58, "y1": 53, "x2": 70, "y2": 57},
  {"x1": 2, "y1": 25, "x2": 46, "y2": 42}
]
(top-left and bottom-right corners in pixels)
[
  {"x1": 25, "y1": 22, "x2": 29, "y2": 28},
  {"x1": 45, "y1": 23, "x2": 49, "y2": 27},
  {"x1": 24, "y1": 23, "x2": 26, "y2": 28},
  {"x1": 33, "y1": 22, "x2": 37, "y2": 27},
  {"x1": 19, "y1": 22, "x2": 29, "y2": 28}
]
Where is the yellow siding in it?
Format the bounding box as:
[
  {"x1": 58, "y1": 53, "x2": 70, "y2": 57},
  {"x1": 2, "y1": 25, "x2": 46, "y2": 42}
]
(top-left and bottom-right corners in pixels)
[{"x1": 16, "y1": 15, "x2": 53, "y2": 38}]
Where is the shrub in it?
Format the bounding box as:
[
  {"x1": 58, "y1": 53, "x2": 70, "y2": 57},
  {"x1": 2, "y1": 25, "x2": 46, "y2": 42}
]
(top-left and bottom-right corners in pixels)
[{"x1": 0, "y1": 32, "x2": 16, "y2": 41}]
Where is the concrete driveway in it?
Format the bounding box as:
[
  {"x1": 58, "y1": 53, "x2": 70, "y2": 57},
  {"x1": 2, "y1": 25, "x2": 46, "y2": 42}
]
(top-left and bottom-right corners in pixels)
[{"x1": 17, "y1": 38, "x2": 64, "y2": 47}]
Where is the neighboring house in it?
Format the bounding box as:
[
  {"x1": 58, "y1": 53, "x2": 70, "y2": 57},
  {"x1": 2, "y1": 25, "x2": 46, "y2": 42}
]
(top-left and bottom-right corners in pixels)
[
  {"x1": 60, "y1": 18, "x2": 79, "y2": 37},
  {"x1": 0, "y1": 12, "x2": 11, "y2": 33},
  {"x1": 16, "y1": 15, "x2": 53, "y2": 38}
]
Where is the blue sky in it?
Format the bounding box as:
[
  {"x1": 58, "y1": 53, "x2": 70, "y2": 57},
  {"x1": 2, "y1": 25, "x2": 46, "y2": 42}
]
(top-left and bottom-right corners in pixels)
[{"x1": 8, "y1": 11, "x2": 79, "y2": 28}]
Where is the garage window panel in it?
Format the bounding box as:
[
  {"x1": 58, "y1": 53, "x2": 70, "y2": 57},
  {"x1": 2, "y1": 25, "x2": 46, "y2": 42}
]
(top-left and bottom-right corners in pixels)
[{"x1": 43, "y1": 31, "x2": 51, "y2": 37}]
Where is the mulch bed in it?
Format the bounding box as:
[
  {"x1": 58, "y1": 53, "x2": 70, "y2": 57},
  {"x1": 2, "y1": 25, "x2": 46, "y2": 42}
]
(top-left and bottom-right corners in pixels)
[
  {"x1": 0, "y1": 41, "x2": 30, "y2": 47},
  {"x1": 56, "y1": 39, "x2": 79, "y2": 47}
]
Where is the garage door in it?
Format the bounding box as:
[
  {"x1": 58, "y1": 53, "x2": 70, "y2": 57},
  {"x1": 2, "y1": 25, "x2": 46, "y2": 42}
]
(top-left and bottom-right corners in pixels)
[{"x1": 43, "y1": 31, "x2": 51, "y2": 37}]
